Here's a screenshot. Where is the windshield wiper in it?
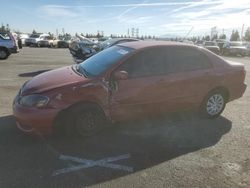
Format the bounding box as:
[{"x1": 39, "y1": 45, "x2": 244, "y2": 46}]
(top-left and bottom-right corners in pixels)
[
  {"x1": 72, "y1": 64, "x2": 86, "y2": 77},
  {"x1": 80, "y1": 67, "x2": 89, "y2": 78},
  {"x1": 76, "y1": 64, "x2": 89, "y2": 78}
]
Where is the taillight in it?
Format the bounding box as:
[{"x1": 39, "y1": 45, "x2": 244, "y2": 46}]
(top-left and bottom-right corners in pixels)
[
  {"x1": 243, "y1": 69, "x2": 246, "y2": 78},
  {"x1": 10, "y1": 34, "x2": 17, "y2": 47}
]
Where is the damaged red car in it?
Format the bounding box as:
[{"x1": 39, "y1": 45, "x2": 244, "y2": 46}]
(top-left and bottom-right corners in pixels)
[{"x1": 13, "y1": 41, "x2": 247, "y2": 136}]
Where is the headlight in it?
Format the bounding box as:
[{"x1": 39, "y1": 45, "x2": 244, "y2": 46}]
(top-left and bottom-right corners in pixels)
[{"x1": 19, "y1": 94, "x2": 49, "y2": 108}]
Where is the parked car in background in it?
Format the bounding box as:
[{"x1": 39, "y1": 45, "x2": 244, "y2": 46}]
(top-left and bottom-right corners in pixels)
[
  {"x1": 244, "y1": 43, "x2": 250, "y2": 56},
  {"x1": 19, "y1": 34, "x2": 30, "y2": 45},
  {"x1": 222, "y1": 41, "x2": 247, "y2": 57},
  {"x1": 25, "y1": 34, "x2": 40, "y2": 46},
  {"x1": 25, "y1": 33, "x2": 50, "y2": 47},
  {"x1": 49, "y1": 36, "x2": 70, "y2": 48},
  {"x1": 13, "y1": 41, "x2": 247, "y2": 137},
  {"x1": 37, "y1": 35, "x2": 54, "y2": 47},
  {"x1": 203, "y1": 41, "x2": 220, "y2": 55},
  {"x1": 195, "y1": 40, "x2": 204, "y2": 46},
  {"x1": 216, "y1": 39, "x2": 227, "y2": 54},
  {"x1": 98, "y1": 36, "x2": 111, "y2": 42},
  {"x1": 69, "y1": 39, "x2": 98, "y2": 63},
  {"x1": 99, "y1": 38, "x2": 140, "y2": 50},
  {"x1": 182, "y1": 40, "x2": 194, "y2": 45},
  {"x1": 0, "y1": 32, "x2": 19, "y2": 60}
]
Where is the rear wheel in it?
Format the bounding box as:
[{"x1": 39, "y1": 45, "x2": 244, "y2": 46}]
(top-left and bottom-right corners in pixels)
[
  {"x1": 200, "y1": 90, "x2": 227, "y2": 119},
  {"x1": 0, "y1": 48, "x2": 9, "y2": 60}
]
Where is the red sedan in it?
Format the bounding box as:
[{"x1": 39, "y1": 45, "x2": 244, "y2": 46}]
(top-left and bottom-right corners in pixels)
[{"x1": 13, "y1": 41, "x2": 247, "y2": 136}]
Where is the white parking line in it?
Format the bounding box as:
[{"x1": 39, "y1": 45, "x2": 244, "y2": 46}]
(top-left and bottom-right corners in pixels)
[{"x1": 52, "y1": 153, "x2": 133, "y2": 176}]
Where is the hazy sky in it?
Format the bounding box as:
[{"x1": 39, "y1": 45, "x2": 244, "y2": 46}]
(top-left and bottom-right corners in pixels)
[{"x1": 1, "y1": 0, "x2": 250, "y2": 37}]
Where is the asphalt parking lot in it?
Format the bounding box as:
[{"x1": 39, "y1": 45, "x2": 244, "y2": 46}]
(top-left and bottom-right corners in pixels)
[{"x1": 0, "y1": 47, "x2": 249, "y2": 188}]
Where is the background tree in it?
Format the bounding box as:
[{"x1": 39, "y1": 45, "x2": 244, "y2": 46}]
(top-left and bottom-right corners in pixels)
[
  {"x1": 230, "y1": 30, "x2": 240, "y2": 41},
  {"x1": 0, "y1": 23, "x2": 6, "y2": 32},
  {"x1": 0, "y1": 23, "x2": 11, "y2": 32},
  {"x1": 219, "y1": 34, "x2": 226, "y2": 39},
  {"x1": 97, "y1": 31, "x2": 100, "y2": 38},
  {"x1": 211, "y1": 34, "x2": 218, "y2": 41},
  {"x1": 204, "y1": 35, "x2": 210, "y2": 41},
  {"x1": 32, "y1": 29, "x2": 37, "y2": 34},
  {"x1": 6, "y1": 24, "x2": 10, "y2": 32},
  {"x1": 244, "y1": 27, "x2": 250, "y2": 41}
]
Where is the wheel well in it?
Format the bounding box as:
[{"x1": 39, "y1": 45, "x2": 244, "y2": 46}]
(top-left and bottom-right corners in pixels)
[
  {"x1": 53, "y1": 101, "x2": 106, "y2": 132},
  {"x1": 209, "y1": 86, "x2": 229, "y2": 102},
  {"x1": 0, "y1": 47, "x2": 9, "y2": 54}
]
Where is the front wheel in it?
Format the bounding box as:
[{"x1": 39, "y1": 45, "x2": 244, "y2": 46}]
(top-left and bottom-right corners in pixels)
[
  {"x1": 200, "y1": 91, "x2": 226, "y2": 119},
  {"x1": 63, "y1": 104, "x2": 107, "y2": 137}
]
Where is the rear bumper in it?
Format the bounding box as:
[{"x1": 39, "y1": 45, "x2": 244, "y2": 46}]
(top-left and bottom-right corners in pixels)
[
  {"x1": 229, "y1": 83, "x2": 247, "y2": 101},
  {"x1": 9, "y1": 46, "x2": 19, "y2": 53}
]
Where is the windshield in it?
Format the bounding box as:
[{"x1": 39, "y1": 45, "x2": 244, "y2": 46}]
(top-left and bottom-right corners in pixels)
[
  {"x1": 29, "y1": 34, "x2": 40, "y2": 38},
  {"x1": 230, "y1": 42, "x2": 243, "y2": 46},
  {"x1": 205, "y1": 42, "x2": 216, "y2": 46},
  {"x1": 100, "y1": 39, "x2": 118, "y2": 49},
  {"x1": 78, "y1": 46, "x2": 134, "y2": 77}
]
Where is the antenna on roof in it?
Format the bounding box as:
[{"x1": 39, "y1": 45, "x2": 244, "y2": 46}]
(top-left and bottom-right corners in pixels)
[{"x1": 184, "y1": 26, "x2": 194, "y2": 40}]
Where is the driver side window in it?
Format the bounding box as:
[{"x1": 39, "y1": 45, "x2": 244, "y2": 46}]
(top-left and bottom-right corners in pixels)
[{"x1": 118, "y1": 48, "x2": 169, "y2": 78}]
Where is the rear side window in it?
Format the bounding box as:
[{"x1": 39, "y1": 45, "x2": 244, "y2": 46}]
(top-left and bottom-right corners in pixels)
[
  {"x1": 169, "y1": 47, "x2": 211, "y2": 72},
  {"x1": 118, "y1": 47, "x2": 173, "y2": 78},
  {"x1": 0, "y1": 33, "x2": 11, "y2": 40}
]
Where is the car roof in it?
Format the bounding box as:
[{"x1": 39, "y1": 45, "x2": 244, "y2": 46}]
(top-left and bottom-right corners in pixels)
[{"x1": 118, "y1": 40, "x2": 194, "y2": 50}]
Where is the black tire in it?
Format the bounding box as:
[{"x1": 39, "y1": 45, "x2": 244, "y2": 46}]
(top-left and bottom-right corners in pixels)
[
  {"x1": 0, "y1": 48, "x2": 9, "y2": 60},
  {"x1": 200, "y1": 90, "x2": 227, "y2": 119},
  {"x1": 62, "y1": 104, "x2": 106, "y2": 137}
]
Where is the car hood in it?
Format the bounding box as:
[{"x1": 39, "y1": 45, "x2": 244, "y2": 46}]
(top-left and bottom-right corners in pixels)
[{"x1": 21, "y1": 66, "x2": 88, "y2": 95}]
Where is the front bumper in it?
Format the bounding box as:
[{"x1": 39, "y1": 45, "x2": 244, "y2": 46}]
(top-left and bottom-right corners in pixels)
[
  {"x1": 38, "y1": 41, "x2": 50, "y2": 47},
  {"x1": 229, "y1": 49, "x2": 247, "y2": 55},
  {"x1": 13, "y1": 101, "x2": 60, "y2": 135}
]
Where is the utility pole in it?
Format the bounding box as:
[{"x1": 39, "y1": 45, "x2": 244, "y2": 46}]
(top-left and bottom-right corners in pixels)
[
  {"x1": 136, "y1": 28, "x2": 139, "y2": 38},
  {"x1": 241, "y1": 24, "x2": 245, "y2": 41},
  {"x1": 184, "y1": 26, "x2": 194, "y2": 39},
  {"x1": 131, "y1": 28, "x2": 135, "y2": 38}
]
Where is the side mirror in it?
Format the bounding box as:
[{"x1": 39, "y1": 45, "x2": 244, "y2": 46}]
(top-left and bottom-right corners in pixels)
[{"x1": 114, "y1": 71, "x2": 128, "y2": 80}]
